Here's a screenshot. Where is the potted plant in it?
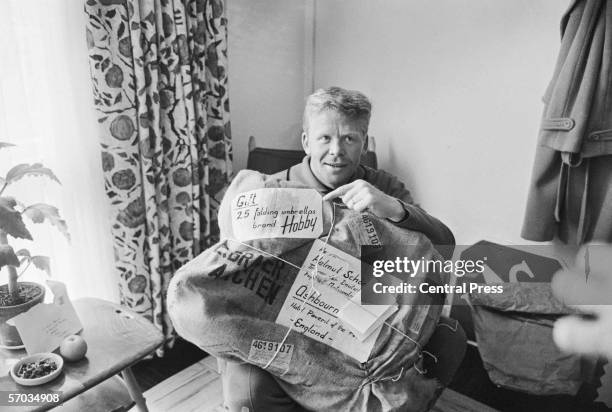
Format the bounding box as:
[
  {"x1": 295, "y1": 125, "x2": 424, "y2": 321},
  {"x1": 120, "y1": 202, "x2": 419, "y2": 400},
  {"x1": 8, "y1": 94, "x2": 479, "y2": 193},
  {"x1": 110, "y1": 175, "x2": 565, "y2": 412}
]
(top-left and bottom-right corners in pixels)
[{"x1": 0, "y1": 142, "x2": 69, "y2": 347}]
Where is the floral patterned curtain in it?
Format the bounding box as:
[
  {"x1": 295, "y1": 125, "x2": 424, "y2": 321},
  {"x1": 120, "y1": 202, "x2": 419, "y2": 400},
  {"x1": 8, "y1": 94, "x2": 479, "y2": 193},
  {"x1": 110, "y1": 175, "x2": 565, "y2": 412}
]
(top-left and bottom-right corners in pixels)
[{"x1": 84, "y1": 0, "x2": 232, "y2": 346}]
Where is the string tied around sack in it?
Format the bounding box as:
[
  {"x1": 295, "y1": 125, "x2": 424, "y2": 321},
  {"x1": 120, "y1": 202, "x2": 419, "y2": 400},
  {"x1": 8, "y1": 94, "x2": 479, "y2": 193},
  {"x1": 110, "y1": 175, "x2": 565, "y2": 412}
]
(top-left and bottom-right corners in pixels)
[{"x1": 227, "y1": 201, "x2": 437, "y2": 376}]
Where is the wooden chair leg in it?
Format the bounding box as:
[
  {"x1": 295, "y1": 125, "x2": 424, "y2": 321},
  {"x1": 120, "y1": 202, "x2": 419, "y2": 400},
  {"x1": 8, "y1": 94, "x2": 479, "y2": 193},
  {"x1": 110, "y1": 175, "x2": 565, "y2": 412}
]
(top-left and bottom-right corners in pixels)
[{"x1": 121, "y1": 367, "x2": 149, "y2": 412}]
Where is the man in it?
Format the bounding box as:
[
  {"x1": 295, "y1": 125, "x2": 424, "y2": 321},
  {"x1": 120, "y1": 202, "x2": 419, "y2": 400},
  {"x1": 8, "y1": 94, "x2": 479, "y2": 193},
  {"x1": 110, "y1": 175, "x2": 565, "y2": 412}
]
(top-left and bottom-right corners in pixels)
[
  {"x1": 272, "y1": 86, "x2": 454, "y2": 247},
  {"x1": 223, "y1": 87, "x2": 458, "y2": 412}
]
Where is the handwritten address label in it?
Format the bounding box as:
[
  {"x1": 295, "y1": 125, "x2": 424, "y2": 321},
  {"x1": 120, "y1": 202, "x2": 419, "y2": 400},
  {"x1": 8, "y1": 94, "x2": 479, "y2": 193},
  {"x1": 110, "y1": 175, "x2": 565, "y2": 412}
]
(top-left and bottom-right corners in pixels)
[
  {"x1": 275, "y1": 239, "x2": 380, "y2": 362},
  {"x1": 231, "y1": 188, "x2": 323, "y2": 241}
]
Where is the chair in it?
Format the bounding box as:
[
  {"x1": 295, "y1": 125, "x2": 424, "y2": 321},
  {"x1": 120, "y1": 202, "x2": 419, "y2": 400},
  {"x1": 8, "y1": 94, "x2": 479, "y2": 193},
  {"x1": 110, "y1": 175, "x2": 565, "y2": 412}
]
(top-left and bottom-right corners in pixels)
[{"x1": 246, "y1": 135, "x2": 378, "y2": 174}]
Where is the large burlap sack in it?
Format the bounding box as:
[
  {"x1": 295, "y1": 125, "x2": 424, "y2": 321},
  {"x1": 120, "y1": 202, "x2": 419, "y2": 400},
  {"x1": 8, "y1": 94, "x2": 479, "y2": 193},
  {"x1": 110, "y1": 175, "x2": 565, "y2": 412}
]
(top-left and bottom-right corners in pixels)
[{"x1": 167, "y1": 170, "x2": 445, "y2": 411}]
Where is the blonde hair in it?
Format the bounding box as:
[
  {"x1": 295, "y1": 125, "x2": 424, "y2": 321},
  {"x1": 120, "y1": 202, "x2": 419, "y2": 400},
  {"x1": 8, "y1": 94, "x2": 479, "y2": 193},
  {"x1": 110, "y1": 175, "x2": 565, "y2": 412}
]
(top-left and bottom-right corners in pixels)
[{"x1": 303, "y1": 87, "x2": 371, "y2": 134}]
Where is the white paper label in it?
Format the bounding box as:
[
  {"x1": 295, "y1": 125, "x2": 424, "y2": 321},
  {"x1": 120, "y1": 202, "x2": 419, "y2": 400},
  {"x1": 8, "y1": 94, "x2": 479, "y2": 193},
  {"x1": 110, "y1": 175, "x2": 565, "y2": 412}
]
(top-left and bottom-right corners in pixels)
[
  {"x1": 275, "y1": 240, "x2": 379, "y2": 362},
  {"x1": 231, "y1": 188, "x2": 323, "y2": 241},
  {"x1": 248, "y1": 339, "x2": 294, "y2": 372},
  {"x1": 12, "y1": 280, "x2": 83, "y2": 354},
  {"x1": 338, "y1": 295, "x2": 397, "y2": 341}
]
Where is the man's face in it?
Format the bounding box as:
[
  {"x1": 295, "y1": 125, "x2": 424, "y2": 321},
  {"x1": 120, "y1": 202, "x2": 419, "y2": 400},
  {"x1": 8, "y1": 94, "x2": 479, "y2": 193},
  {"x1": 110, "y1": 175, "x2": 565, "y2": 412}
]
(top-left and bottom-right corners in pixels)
[{"x1": 302, "y1": 110, "x2": 367, "y2": 189}]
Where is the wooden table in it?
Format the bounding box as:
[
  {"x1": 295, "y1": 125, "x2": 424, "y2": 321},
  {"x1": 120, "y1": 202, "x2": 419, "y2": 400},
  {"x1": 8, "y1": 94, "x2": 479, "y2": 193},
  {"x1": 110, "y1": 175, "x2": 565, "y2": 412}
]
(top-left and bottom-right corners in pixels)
[{"x1": 0, "y1": 298, "x2": 164, "y2": 411}]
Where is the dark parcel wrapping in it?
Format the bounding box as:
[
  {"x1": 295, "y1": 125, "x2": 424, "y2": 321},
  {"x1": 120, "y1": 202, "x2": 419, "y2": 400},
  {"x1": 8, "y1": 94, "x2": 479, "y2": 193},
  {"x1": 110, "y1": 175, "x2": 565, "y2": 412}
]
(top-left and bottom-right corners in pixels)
[{"x1": 470, "y1": 283, "x2": 585, "y2": 395}]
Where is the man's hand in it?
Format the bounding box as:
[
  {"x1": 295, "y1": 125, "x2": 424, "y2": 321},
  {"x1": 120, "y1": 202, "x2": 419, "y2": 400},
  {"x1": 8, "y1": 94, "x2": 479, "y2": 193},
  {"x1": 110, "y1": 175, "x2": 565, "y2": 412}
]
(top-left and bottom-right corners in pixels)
[
  {"x1": 322, "y1": 179, "x2": 406, "y2": 221},
  {"x1": 552, "y1": 245, "x2": 612, "y2": 359}
]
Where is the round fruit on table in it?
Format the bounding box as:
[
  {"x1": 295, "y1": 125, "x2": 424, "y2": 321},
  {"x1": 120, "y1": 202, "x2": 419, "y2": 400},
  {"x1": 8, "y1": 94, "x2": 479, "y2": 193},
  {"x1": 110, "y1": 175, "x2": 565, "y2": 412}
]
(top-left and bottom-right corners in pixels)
[{"x1": 59, "y1": 334, "x2": 88, "y2": 362}]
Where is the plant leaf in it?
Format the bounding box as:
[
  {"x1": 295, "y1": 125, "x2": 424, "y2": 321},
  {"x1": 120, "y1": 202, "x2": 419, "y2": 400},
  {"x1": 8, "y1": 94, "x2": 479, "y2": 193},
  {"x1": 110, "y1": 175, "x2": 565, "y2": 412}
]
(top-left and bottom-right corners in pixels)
[
  {"x1": 1, "y1": 197, "x2": 16, "y2": 208},
  {"x1": 0, "y1": 245, "x2": 20, "y2": 269},
  {"x1": 23, "y1": 203, "x2": 70, "y2": 241},
  {"x1": 15, "y1": 249, "x2": 31, "y2": 258},
  {"x1": 15, "y1": 249, "x2": 32, "y2": 260},
  {"x1": 17, "y1": 249, "x2": 32, "y2": 266},
  {"x1": 0, "y1": 142, "x2": 16, "y2": 150},
  {"x1": 5, "y1": 163, "x2": 61, "y2": 186},
  {"x1": 31, "y1": 256, "x2": 51, "y2": 276},
  {"x1": 0, "y1": 197, "x2": 32, "y2": 239}
]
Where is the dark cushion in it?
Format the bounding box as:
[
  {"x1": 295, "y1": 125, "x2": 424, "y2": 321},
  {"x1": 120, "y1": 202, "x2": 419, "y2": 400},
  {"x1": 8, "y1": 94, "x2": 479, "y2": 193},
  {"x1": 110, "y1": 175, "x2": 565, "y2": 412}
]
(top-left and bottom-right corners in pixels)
[
  {"x1": 247, "y1": 148, "x2": 378, "y2": 174},
  {"x1": 247, "y1": 148, "x2": 306, "y2": 174}
]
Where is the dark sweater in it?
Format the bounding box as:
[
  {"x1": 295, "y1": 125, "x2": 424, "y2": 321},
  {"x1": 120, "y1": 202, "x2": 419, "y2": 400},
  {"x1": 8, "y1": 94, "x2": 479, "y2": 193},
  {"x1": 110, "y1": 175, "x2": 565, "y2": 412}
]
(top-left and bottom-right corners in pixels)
[{"x1": 270, "y1": 156, "x2": 455, "y2": 248}]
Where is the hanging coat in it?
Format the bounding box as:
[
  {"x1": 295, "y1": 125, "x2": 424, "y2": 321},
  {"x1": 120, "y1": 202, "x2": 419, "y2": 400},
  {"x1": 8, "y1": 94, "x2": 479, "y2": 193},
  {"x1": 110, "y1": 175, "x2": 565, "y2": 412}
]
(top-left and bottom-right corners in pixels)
[{"x1": 522, "y1": 0, "x2": 612, "y2": 244}]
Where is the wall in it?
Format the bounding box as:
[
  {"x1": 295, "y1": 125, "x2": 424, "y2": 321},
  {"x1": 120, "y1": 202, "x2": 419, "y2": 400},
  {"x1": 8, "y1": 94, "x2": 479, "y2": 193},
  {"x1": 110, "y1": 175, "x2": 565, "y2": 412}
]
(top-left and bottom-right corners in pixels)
[
  {"x1": 227, "y1": 0, "x2": 311, "y2": 172},
  {"x1": 225, "y1": 0, "x2": 570, "y2": 245},
  {"x1": 313, "y1": 0, "x2": 568, "y2": 245}
]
